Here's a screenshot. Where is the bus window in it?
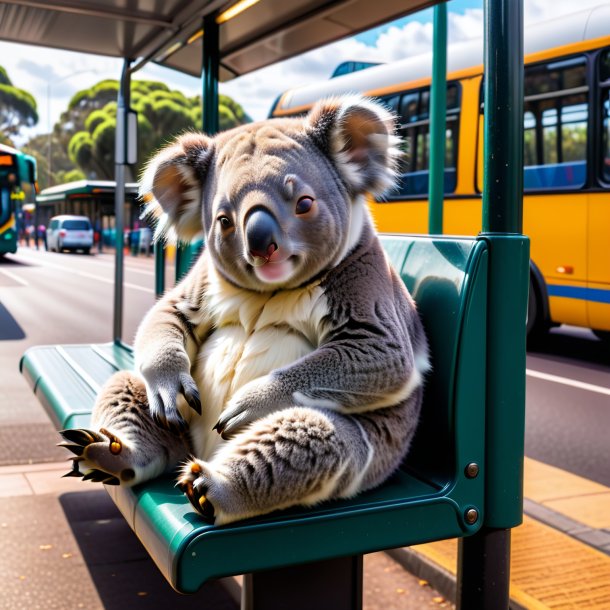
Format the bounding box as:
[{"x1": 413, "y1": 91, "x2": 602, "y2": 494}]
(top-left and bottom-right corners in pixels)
[
  {"x1": 0, "y1": 188, "x2": 11, "y2": 227},
  {"x1": 524, "y1": 111, "x2": 536, "y2": 166},
  {"x1": 388, "y1": 83, "x2": 460, "y2": 198},
  {"x1": 600, "y1": 49, "x2": 610, "y2": 183},
  {"x1": 522, "y1": 56, "x2": 588, "y2": 190}
]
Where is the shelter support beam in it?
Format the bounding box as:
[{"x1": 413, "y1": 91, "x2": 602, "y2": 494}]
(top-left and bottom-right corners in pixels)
[
  {"x1": 456, "y1": 1, "x2": 527, "y2": 608},
  {"x1": 428, "y1": 1, "x2": 447, "y2": 234},
  {"x1": 113, "y1": 58, "x2": 131, "y2": 343},
  {"x1": 175, "y1": 13, "x2": 219, "y2": 282}
]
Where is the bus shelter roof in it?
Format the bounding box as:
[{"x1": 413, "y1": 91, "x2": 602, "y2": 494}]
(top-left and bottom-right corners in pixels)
[
  {"x1": 37, "y1": 180, "x2": 140, "y2": 205},
  {"x1": 0, "y1": 0, "x2": 435, "y2": 80}
]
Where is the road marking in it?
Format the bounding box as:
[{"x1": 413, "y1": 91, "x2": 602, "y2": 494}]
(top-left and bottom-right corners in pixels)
[
  {"x1": 0, "y1": 268, "x2": 28, "y2": 286},
  {"x1": 32, "y1": 259, "x2": 155, "y2": 294},
  {"x1": 14, "y1": 248, "x2": 156, "y2": 276},
  {"x1": 81, "y1": 257, "x2": 156, "y2": 276},
  {"x1": 526, "y1": 369, "x2": 610, "y2": 397}
]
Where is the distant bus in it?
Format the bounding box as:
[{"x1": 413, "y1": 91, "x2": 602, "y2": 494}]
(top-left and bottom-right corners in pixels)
[
  {"x1": 270, "y1": 6, "x2": 610, "y2": 342},
  {"x1": 0, "y1": 143, "x2": 37, "y2": 256}
]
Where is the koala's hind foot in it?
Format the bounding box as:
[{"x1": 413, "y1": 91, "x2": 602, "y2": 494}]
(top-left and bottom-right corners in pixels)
[
  {"x1": 176, "y1": 406, "x2": 373, "y2": 525},
  {"x1": 59, "y1": 427, "x2": 134, "y2": 484},
  {"x1": 58, "y1": 370, "x2": 190, "y2": 487},
  {"x1": 177, "y1": 461, "x2": 216, "y2": 522}
]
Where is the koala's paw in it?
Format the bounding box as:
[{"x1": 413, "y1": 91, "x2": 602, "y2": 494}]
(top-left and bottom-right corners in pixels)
[
  {"x1": 177, "y1": 460, "x2": 216, "y2": 523},
  {"x1": 142, "y1": 365, "x2": 201, "y2": 432},
  {"x1": 58, "y1": 428, "x2": 135, "y2": 485},
  {"x1": 214, "y1": 375, "x2": 281, "y2": 439}
]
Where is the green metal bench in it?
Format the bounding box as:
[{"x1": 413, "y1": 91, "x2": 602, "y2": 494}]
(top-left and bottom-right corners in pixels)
[{"x1": 20, "y1": 233, "x2": 525, "y2": 602}]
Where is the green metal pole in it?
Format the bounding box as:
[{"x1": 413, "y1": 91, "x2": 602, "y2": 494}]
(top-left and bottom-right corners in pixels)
[
  {"x1": 175, "y1": 14, "x2": 218, "y2": 283},
  {"x1": 482, "y1": 0, "x2": 524, "y2": 234},
  {"x1": 113, "y1": 59, "x2": 131, "y2": 343},
  {"x1": 154, "y1": 241, "x2": 165, "y2": 297},
  {"x1": 428, "y1": 2, "x2": 447, "y2": 234},
  {"x1": 481, "y1": 0, "x2": 526, "y2": 529},
  {"x1": 202, "y1": 13, "x2": 219, "y2": 135},
  {"x1": 458, "y1": 1, "x2": 527, "y2": 607}
]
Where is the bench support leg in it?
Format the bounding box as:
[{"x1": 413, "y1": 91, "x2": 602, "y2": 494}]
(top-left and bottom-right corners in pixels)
[
  {"x1": 456, "y1": 527, "x2": 511, "y2": 610},
  {"x1": 241, "y1": 555, "x2": 363, "y2": 610}
]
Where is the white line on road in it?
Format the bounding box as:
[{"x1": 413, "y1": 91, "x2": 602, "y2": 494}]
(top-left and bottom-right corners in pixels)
[
  {"x1": 0, "y1": 268, "x2": 28, "y2": 286},
  {"x1": 31, "y1": 259, "x2": 155, "y2": 294},
  {"x1": 14, "y1": 248, "x2": 156, "y2": 276},
  {"x1": 526, "y1": 369, "x2": 610, "y2": 397}
]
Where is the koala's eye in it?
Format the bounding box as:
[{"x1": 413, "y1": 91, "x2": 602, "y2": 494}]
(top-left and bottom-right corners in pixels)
[
  {"x1": 295, "y1": 196, "x2": 314, "y2": 215},
  {"x1": 218, "y1": 215, "x2": 233, "y2": 230}
]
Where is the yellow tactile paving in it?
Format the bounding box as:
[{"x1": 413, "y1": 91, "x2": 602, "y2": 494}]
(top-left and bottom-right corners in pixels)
[
  {"x1": 524, "y1": 458, "x2": 610, "y2": 529},
  {"x1": 543, "y1": 495, "x2": 610, "y2": 529},
  {"x1": 412, "y1": 516, "x2": 610, "y2": 609}
]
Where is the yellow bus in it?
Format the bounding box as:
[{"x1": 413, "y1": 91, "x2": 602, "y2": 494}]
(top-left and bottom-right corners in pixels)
[{"x1": 270, "y1": 6, "x2": 610, "y2": 343}]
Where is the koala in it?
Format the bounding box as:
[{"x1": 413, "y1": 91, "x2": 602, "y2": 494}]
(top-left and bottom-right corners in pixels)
[{"x1": 59, "y1": 95, "x2": 430, "y2": 526}]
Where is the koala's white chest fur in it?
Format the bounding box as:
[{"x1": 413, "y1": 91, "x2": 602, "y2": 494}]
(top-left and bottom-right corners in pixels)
[{"x1": 186, "y1": 266, "x2": 330, "y2": 459}]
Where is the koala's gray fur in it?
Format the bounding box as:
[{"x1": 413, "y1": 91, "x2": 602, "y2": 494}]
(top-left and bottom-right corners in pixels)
[{"x1": 60, "y1": 95, "x2": 430, "y2": 525}]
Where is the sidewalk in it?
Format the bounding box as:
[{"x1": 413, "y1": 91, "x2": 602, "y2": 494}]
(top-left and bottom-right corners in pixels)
[
  {"x1": 0, "y1": 462, "x2": 453, "y2": 609},
  {"x1": 2, "y1": 457, "x2": 609, "y2": 609}
]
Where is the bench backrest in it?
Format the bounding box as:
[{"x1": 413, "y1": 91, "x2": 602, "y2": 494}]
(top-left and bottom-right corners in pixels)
[{"x1": 380, "y1": 234, "x2": 488, "y2": 492}]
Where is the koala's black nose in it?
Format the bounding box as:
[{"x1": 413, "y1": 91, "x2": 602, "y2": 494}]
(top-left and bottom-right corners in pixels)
[{"x1": 245, "y1": 208, "x2": 280, "y2": 260}]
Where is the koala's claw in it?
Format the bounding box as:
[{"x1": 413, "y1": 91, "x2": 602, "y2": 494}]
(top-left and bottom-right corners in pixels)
[
  {"x1": 180, "y1": 373, "x2": 201, "y2": 415},
  {"x1": 150, "y1": 390, "x2": 188, "y2": 433},
  {"x1": 57, "y1": 428, "x2": 130, "y2": 485},
  {"x1": 146, "y1": 372, "x2": 200, "y2": 432},
  {"x1": 213, "y1": 408, "x2": 254, "y2": 439},
  {"x1": 177, "y1": 462, "x2": 215, "y2": 523}
]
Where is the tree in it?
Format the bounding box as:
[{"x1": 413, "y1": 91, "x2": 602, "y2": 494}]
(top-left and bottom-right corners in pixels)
[
  {"x1": 65, "y1": 79, "x2": 251, "y2": 179},
  {"x1": 0, "y1": 66, "x2": 38, "y2": 141}
]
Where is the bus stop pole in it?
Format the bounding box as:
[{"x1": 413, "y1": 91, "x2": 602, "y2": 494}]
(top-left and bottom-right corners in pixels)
[
  {"x1": 113, "y1": 59, "x2": 131, "y2": 343},
  {"x1": 428, "y1": 1, "x2": 447, "y2": 234},
  {"x1": 457, "y1": 1, "x2": 527, "y2": 608},
  {"x1": 174, "y1": 13, "x2": 220, "y2": 283}
]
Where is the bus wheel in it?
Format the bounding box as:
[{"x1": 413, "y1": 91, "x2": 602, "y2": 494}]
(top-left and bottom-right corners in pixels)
[{"x1": 527, "y1": 276, "x2": 548, "y2": 346}]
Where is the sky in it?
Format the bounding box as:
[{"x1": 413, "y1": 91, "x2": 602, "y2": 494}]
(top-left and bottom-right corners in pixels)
[{"x1": 1, "y1": 0, "x2": 608, "y2": 146}]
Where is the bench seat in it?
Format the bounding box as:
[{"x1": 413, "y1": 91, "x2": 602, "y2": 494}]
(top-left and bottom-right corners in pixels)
[{"x1": 20, "y1": 234, "x2": 489, "y2": 593}]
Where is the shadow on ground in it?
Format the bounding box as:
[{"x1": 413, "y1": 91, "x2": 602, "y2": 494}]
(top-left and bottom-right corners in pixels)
[
  {"x1": 0, "y1": 302, "x2": 25, "y2": 340},
  {"x1": 59, "y1": 490, "x2": 239, "y2": 609},
  {"x1": 528, "y1": 327, "x2": 610, "y2": 368}
]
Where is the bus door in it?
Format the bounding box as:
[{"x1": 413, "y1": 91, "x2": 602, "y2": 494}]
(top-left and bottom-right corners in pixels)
[{"x1": 588, "y1": 48, "x2": 610, "y2": 333}]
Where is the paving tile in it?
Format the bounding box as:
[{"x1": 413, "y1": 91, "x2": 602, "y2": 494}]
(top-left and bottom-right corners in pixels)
[
  {"x1": 524, "y1": 458, "x2": 608, "y2": 503},
  {"x1": 0, "y1": 473, "x2": 31, "y2": 497},
  {"x1": 544, "y1": 493, "x2": 610, "y2": 529},
  {"x1": 25, "y1": 467, "x2": 92, "y2": 496}
]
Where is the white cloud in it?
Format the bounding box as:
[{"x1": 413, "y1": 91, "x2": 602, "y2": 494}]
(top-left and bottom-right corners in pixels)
[{"x1": 220, "y1": 8, "x2": 485, "y2": 121}]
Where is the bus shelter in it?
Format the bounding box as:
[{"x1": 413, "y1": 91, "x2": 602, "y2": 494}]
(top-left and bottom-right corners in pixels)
[
  {"x1": 5, "y1": 1, "x2": 526, "y2": 608},
  {"x1": 36, "y1": 180, "x2": 141, "y2": 251}
]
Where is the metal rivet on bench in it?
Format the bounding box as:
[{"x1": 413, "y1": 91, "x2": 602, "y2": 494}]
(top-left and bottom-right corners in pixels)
[
  {"x1": 464, "y1": 508, "x2": 479, "y2": 525},
  {"x1": 465, "y1": 463, "x2": 479, "y2": 478}
]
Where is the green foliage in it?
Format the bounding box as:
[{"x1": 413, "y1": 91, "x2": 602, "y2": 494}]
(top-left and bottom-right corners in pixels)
[
  {"x1": 0, "y1": 65, "x2": 38, "y2": 138},
  {"x1": 84, "y1": 109, "x2": 108, "y2": 134},
  {"x1": 61, "y1": 78, "x2": 250, "y2": 179},
  {"x1": 57, "y1": 168, "x2": 86, "y2": 183},
  {"x1": 0, "y1": 66, "x2": 11, "y2": 86}
]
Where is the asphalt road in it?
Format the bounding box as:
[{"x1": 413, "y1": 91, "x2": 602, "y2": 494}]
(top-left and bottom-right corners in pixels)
[{"x1": 1, "y1": 245, "x2": 609, "y2": 486}]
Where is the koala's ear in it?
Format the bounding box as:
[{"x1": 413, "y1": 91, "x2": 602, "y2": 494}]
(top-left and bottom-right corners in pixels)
[
  {"x1": 140, "y1": 133, "x2": 213, "y2": 242},
  {"x1": 305, "y1": 95, "x2": 400, "y2": 196}
]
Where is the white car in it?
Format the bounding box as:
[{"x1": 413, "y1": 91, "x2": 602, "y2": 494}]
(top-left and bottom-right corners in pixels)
[{"x1": 47, "y1": 215, "x2": 94, "y2": 254}]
